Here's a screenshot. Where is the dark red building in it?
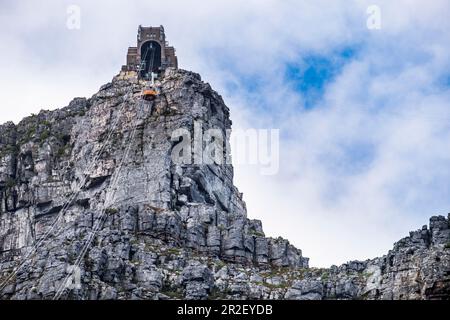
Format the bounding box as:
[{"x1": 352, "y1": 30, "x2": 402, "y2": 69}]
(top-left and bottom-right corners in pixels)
[{"x1": 122, "y1": 25, "x2": 178, "y2": 79}]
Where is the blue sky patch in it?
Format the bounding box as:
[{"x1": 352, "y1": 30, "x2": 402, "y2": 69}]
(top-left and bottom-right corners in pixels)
[{"x1": 285, "y1": 46, "x2": 360, "y2": 109}]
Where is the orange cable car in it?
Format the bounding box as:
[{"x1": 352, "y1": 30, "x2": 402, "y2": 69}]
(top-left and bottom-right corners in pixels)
[
  {"x1": 142, "y1": 88, "x2": 158, "y2": 101},
  {"x1": 142, "y1": 71, "x2": 159, "y2": 101}
]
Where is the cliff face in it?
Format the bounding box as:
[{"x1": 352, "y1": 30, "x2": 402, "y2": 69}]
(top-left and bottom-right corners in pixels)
[{"x1": 0, "y1": 69, "x2": 448, "y2": 300}]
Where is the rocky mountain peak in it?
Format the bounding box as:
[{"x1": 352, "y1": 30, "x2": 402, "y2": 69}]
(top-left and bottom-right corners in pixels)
[{"x1": 0, "y1": 68, "x2": 448, "y2": 300}]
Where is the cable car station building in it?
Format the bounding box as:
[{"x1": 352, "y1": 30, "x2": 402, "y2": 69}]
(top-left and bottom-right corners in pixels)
[{"x1": 122, "y1": 25, "x2": 178, "y2": 79}]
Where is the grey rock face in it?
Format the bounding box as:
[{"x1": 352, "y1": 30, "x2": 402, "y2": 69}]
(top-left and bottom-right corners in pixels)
[
  {"x1": 0, "y1": 69, "x2": 448, "y2": 300},
  {"x1": 181, "y1": 262, "x2": 213, "y2": 300},
  {"x1": 285, "y1": 279, "x2": 323, "y2": 300}
]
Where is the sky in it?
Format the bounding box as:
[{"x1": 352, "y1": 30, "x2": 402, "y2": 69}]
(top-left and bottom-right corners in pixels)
[{"x1": 0, "y1": 0, "x2": 450, "y2": 267}]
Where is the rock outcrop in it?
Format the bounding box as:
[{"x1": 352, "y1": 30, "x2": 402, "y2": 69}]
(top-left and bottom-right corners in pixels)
[{"x1": 0, "y1": 69, "x2": 448, "y2": 300}]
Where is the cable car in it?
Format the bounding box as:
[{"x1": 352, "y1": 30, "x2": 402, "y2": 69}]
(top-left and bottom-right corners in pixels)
[
  {"x1": 141, "y1": 71, "x2": 159, "y2": 101},
  {"x1": 142, "y1": 87, "x2": 158, "y2": 101}
]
